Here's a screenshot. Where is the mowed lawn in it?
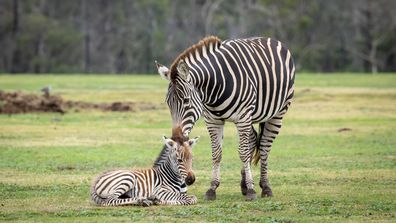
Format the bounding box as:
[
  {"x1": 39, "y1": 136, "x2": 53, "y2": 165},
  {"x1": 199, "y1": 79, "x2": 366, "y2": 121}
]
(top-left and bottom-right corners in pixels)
[{"x1": 0, "y1": 74, "x2": 395, "y2": 222}]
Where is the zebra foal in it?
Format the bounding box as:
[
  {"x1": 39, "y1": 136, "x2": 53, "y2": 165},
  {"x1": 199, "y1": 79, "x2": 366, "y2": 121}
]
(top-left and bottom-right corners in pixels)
[{"x1": 91, "y1": 136, "x2": 199, "y2": 206}]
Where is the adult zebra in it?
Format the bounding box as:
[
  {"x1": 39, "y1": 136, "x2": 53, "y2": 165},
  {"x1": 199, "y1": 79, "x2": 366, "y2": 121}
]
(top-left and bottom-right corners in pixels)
[{"x1": 156, "y1": 36, "x2": 295, "y2": 200}]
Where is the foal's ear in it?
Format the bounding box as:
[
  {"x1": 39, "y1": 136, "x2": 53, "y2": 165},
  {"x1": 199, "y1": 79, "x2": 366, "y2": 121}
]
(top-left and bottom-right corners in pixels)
[
  {"x1": 188, "y1": 136, "x2": 200, "y2": 148},
  {"x1": 162, "y1": 136, "x2": 176, "y2": 148},
  {"x1": 155, "y1": 61, "x2": 170, "y2": 81},
  {"x1": 177, "y1": 60, "x2": 190, "y2": 81}
]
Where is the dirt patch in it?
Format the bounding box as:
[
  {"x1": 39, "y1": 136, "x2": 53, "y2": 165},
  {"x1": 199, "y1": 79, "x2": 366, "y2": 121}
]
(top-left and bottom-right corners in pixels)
[
  {"x1": 337, "y1": 128, "x2": 352, "y2": 132},
  {"x1": 0, "y1": 90, "x2": 158, "y2": 114}
]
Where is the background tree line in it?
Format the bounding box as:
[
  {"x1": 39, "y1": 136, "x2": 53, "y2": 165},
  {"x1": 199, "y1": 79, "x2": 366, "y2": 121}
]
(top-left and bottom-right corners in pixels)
[{"x1": 1, "y1": 0, "x2": 395, "y2": 74}]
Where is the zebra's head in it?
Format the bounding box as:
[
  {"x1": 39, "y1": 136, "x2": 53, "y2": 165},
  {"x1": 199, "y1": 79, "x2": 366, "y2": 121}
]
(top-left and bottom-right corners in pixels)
[
  {"x1": 163, "y1": 136, "x2": 199, "y2": 186},
  {"x1": 156, "y1": 60, "x2": 203, "y2": 138}
]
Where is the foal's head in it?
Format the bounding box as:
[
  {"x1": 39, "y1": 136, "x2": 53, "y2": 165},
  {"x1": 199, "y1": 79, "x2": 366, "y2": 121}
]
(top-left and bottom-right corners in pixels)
[{"x1": 163, "y1": 136, "x2": 199, "y2": 186}]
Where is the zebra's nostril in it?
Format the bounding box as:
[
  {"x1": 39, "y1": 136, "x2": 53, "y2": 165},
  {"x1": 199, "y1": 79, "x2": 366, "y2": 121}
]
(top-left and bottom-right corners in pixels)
[{"x1": 186, "y1": 174, "x2": 195, "y2": 185}]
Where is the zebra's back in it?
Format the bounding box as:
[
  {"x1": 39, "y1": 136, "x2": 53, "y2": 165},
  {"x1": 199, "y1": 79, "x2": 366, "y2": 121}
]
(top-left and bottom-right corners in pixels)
[
  {"x1": 200, "y1": 37, "x2": 295, "y2": 123},
  {"x1": 92, "y1": 169, "x2": 155, "y2": 202}
]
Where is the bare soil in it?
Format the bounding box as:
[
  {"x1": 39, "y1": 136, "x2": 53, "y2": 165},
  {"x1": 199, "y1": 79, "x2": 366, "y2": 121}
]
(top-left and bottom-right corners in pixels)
[{"x1": 0, "y1": 90, "x2": 158, "y2": 114}]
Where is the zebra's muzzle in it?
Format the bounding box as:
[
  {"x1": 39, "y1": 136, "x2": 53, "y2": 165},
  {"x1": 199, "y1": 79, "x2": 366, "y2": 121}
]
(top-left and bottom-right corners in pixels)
[
  {"x1": 186, "y1": 172, "x2": 195, "y2": 185},
  {"x1": 180, "y1": 183, "x2": 187, "y2": 193}
]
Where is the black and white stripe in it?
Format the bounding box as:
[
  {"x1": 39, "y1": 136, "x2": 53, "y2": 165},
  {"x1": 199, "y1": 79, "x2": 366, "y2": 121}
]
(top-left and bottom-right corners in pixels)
[
  {"x1": 156, "y1": 36, "x2": 295, "y2": 200},
  {"x1": 91, "y1": 136, "x2": 199, "y2": 206}
]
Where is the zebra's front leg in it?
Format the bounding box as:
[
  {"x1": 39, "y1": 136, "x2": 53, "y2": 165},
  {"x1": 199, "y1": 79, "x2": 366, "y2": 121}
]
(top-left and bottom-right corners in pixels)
[
  {"x1": 157, "y1": 190, "x2": 197, "y2": 205},
  {"x1": 237, "y1": 122, "x2": 257, "y2": 201},
  {"x1": 204, "y1": 121, "x2": 224, "y2": 201}
]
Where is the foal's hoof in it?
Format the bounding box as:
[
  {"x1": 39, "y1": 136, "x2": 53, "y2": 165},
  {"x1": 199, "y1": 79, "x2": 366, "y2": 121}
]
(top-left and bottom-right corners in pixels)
[
  {"x1": 204, "y1": 189, "x2": 216, "y2": 201},
  {"x1": 187, "y1": 195, "x2": 198, "y2": 205},
  {"x1": 261, "y1": 186, "x2": 273, "y2": 197},
  {"x1": 245, "y1": 189, "x2": 257, "y2": 201},
  {"x1": 148, "y1": 195, "x2": 161, "y2": 205},
  {"x1": 140, "y1": 199, "x2": 153, "y2": 207}
]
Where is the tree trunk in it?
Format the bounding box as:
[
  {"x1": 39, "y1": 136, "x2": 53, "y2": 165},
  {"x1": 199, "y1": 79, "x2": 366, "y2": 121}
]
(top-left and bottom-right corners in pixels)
[
  {"x1": 82, "y1": 0, "x2": 91, "y2": 73},
  {"x1": 11, "y1": 0, "x2": 20, "y2": 73},
  {"x1": 369, "y1": 40, "x2": 378, "y2": 74}
]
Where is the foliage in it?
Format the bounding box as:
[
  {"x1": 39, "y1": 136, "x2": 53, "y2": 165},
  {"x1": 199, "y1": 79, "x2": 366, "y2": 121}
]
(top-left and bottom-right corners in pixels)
[{"x1": 0, "y1": 0, "x2": 395, "y2": 74}]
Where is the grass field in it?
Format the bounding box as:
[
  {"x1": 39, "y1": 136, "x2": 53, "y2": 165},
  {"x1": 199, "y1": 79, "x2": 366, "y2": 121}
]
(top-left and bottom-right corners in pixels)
[{"x1": 1, "y1": 74, "x2": 395, "y2": 222}]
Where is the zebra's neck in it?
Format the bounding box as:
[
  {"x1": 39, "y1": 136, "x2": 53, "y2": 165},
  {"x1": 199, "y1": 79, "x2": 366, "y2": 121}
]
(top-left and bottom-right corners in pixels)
[
  {"x1": 152, "y1": 145, "x2": 187, "y2": 192},
  {"x1": 153, "y1": 144, "x2": 168, "y2": 167},
  {"x1": 184, "y1": 42, "x2": 224, "y2": 105},
  {"x1": 155, "y1": 157, "x2": 185, "y2": 191}
]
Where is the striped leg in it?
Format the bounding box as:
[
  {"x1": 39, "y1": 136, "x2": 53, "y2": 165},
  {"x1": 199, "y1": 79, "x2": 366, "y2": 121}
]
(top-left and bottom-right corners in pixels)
[
  {"x1": 258, "y1": 102, "x2": 291, "y2": 197},
  {"x1": 158, "y1": 190, "x2": 198, "y2": 205},
  {"x1": 204, "y1": 120, "x2": 224, "y2": 200},
  {"x1": 236, "y1": 121, "x2": 257, "y2": 201},
  {"x1": 241, "y1": 126, "x2": 258, "y2": 195},
  {"x1": 100, "y1": 196, "x2": 158, "y2": 207}
]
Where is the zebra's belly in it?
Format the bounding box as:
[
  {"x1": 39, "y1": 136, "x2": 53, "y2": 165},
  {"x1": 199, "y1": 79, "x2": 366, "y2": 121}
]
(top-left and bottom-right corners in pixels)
[
  {"x1": 251, "y1": 102, "x2": 284, "y2": 123},
  {"x1": 205, "y1": 82, "x2": 293, "y2": 123},
  {"x1": 96, "y1": 180, "x2": 135, "y2": 198},
  {"x1": 204, "y1": 98, "x2": 286, "y2": 124},
  {"x1": 252, "y1": 114, "x2": 273, "y2": 124},
  {"x1": 121, "y1": 188, "x2": 153, "y2": 198}
]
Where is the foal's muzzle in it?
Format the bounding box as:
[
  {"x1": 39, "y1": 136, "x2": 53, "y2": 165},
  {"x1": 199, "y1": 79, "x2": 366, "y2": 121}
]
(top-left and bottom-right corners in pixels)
[{"x1": 185, "y1": 172, "x2": 195, "y2": 185}]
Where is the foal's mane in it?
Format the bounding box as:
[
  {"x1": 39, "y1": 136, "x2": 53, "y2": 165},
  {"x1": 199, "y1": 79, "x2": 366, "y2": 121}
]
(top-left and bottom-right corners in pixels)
[
  {"x1": 153, "y1": 127, "x2": 189, "y2": 167},
  {"x1": 153, "y1": 144, "x2": 169, "y2": 167},
  {"x1": 169, "y1": 36, "x2": 221, "y2": 81}
]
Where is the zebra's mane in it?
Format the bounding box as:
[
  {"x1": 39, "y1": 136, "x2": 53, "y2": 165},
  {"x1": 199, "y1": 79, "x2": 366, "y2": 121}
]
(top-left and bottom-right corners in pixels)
[
  {"x1": 153, "y1": 144, "x2": 169, "y2": 167},
  {"x1": 169, "y1": 36, "x2": 222, "y2": 81}
]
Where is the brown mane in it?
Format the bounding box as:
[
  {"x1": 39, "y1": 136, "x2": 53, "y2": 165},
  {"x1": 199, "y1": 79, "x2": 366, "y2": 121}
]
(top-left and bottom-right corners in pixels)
[
  {"x1": 169, "y1": 36, "x2": 221, "y2": 81},
  {"x1": 171, "y1": 126, "x2": 187, "y2": 144}
]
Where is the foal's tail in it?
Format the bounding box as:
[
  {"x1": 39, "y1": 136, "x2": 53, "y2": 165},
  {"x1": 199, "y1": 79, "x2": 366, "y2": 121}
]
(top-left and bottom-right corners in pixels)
[
  {"x1": 90, "y1": 175, "x2": 108, "y2": 206},
  {"x1": 91, "y1": 189, "x2": 107, "y2": 206}
]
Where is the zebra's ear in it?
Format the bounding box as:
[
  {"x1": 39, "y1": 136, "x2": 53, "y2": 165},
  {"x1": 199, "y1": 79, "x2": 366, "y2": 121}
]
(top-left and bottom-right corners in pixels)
[
  {"x1": 177, "y1": 60, "x2": 190, "y2": 81},
  {"x1": 155, "y1": 60, "x2": 170, "y2": 81},
  {"x1": 163, "y1": 136, "x2": 176, "y2": 148},
  {"x1": 188, "y1": 136, "x2": 200, "y2": 148}
]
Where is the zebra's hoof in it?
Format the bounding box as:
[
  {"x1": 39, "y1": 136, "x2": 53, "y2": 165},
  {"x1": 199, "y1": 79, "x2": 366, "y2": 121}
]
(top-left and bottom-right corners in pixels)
[
  {"x1": 261, "y1": 187, "x2": 273, "y2": 197},
  {"x1": 188, "y1": 195, "x2": 198, "y2": 205},
  {"x1": 245, "y1": 189, "x2": 257, "y2": 201},
  {"x1": 139, "y1": 199, "x2": 153, "y2": 207},
  {"x1": 148, "y1": 195, "x2": 161, "y2": 205},
  {"x1": 204, "y1": 189, "x2": 216, "y2": 201}
]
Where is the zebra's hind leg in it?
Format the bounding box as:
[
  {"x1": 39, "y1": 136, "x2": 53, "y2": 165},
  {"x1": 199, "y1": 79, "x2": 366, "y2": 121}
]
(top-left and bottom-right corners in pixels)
[
  {"x1": 236, "y1": 121, "x2": 257, "y2": 201},
  {"x1": 102, "y1": 196, "x2": 157, "y2": 207},
  {"x1": 241, "y1": 126, "x2": 258, "y2": 196},
  {"x1": 258, "y1": 113, "x2": 287, "y2": 197}
]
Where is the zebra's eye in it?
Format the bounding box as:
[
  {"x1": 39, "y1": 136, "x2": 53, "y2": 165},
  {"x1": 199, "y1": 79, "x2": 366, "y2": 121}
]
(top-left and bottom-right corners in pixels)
[
  {"x1": 177, "y1": 159, "x2": 183, "y2": 162},
  {"x1": 183, "y1": 97, "x2": 190, "y2": 105}
]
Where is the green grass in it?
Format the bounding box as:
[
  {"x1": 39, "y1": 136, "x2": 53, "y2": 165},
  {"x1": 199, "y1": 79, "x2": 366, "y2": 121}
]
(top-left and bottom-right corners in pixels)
[{"x1": 1, "y1": 73, "x2": 396, "y2": 222}]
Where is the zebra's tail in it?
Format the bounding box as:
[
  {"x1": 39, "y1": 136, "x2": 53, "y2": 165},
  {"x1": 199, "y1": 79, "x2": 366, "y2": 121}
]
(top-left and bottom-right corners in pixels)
[
  {"x1": 91, "y1": 189, "x2": 107, "y2": 206},
  {"x1": 252, "y1": 147, "x2": 260, "y2": 166},
  {"x1": 251, "y1": 127, "x2": 261, "y2": 166},
  {"x1": 90, "y1": 177, "x2": 107, "y2": 206},
  {"x1": 90, "y1": 173, "x2": 111, "y2": 206}
]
